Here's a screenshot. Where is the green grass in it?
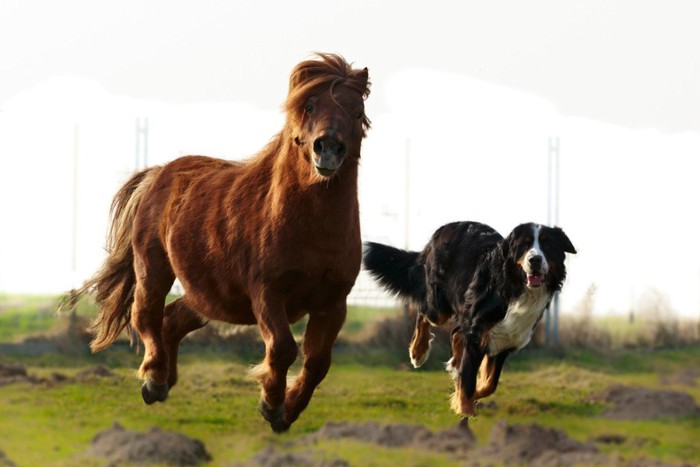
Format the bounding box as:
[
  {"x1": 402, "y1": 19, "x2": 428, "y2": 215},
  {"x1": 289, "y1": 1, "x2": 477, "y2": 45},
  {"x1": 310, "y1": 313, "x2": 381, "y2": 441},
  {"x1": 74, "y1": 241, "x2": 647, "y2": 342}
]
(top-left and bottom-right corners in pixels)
[
  {"x1": 1, "y1": 296, "x2": 699, "y2": 465},
  {"x1": 0, "y1": 295, "x2": 400, "y2": 342},
  {"x1": 342, "y1": 305, "x2": 403, "y2": 335},
  {"x1": 1, "y1": 348, "x2": 699, "y2": 466},
  {"x1": 0, "y1": 295, "x2": 61, "y2": 341}
]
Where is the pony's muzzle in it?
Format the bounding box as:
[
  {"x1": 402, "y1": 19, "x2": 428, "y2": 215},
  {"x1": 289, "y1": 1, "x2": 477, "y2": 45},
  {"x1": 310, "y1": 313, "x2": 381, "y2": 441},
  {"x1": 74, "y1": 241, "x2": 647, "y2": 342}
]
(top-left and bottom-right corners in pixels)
[{"x1": 312, "y1": 134, "x2": 346, "y2": 177}]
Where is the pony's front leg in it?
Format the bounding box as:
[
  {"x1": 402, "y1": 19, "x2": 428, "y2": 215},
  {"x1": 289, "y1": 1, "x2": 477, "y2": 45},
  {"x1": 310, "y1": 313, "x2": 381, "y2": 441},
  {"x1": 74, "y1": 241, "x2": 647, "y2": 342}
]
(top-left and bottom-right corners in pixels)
[
  {"x1": 249, "y1": 288, "x2": 298, "y2": 433},
  {"x1": 284, "y1": 303, "x2": 346, "y2": 427}
]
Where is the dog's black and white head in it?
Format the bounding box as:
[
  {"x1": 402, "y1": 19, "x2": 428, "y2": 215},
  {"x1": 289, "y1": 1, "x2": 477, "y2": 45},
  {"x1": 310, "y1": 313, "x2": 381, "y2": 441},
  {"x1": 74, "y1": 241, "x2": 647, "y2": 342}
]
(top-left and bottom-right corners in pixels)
[{"x1": 503, "y1": 223, "x2": 577, "y2": 293}]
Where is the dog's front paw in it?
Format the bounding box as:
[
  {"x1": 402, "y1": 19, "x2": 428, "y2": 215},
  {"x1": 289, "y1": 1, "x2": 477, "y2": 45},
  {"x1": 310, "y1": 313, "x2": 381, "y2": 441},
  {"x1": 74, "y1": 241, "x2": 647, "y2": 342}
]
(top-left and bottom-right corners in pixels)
[
  {"x1": 410, "y1": 333, "x2": 434, "y2": 368},
  {"x1": 444, "y1": 357, "x2": 459, "y2": 380},
  {"x1": 450, "y1": 389, "x2": 478, "y2": 417}
]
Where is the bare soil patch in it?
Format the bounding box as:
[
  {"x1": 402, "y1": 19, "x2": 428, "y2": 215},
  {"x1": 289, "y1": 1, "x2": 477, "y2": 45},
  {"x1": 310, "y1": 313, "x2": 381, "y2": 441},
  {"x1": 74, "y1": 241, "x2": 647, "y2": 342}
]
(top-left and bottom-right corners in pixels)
[
  {"x1": 85, "y1": 423, "x2": 212, "y2": 466},
  {"x1": 0, "y1": 449, "x2": 16, "y2": 467},
  {"x1": 256, "y1": 419, "x2": 687, "y2": 466},
  {"x1": 241, "y1": 446, "x2": 348, "y2": 466},
  {"x1": 658, "y1": 369, "x2": 700, "y2": 387},
  {"x1": 300, "y1": 420, "x2": 476, "y2": 456},
  {"x1": 0, "y1": 363, "x2": 113, "y2": 387},
  {"x1": 75, "y1": 364, "x2": 114, "y2": 381},
  {"x1": 0, "y1": 363, "x2": 31, "y2": 384},
  {"x1": 591, "y1": 384, "x2": 700, "y2": 419},
  {"x1": 0, "y1": 363, "x2": 47, "y2": 386},
  {"x1": 474, "y1": 419, "x2": 609, "y2": 466}
]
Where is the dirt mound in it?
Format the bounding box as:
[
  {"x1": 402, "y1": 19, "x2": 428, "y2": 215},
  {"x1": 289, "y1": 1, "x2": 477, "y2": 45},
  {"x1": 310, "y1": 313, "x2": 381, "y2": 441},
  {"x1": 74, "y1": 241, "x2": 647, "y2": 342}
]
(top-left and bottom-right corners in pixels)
[
  {"x1": 0, "y1": 362, "x2": 111, "y2": 387},
  {"x1": 242, "y1": 446, "x2": 347, "y2": 466},
  {"x1": 85, "y1": 423, "x2": 212, "y2": 466},
  {"x1": 481, "y1": 423, "x2": 689, "y2": 466},
  {"x1": 0, "y1": 363, "x2": 30, "y2": 386},
  {"x1": 300, "y1": 420, "x2": 475, "y2": 456},
  {"x1": 0, "y1": 363, "x2": 47, "y2": 386},
  {"x1": 75, "y1": 364, "x2": 114, "y2": 381},
  {"x1": 0, "y1": 449, "x2": 16, "y2": 467},
  {"x1": 658, "y1": 370, "x2": 700, "y2": 387},
  {"x1": 592, "y1": 384, "x2": 700, "y2": 419},
  {"x1": 247, "y1": 419, "x2": 684, "y2": 466},
  {"x1": 475, "y1": 420, "x2": 608, "y2": 465}
]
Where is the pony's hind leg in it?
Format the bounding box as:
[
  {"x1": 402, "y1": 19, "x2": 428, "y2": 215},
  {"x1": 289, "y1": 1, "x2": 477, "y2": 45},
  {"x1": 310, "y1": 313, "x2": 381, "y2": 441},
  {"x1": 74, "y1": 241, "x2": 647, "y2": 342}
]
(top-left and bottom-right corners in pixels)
[
  {"x1": 284, "y1": 304, "x2": 346, "y2": 427},
  {"x1": 130, "y1": 253, "x2": 175, "y2": 405},
  {"x1": 162, "y1": 297, "x2": 207, "y2": 388}
]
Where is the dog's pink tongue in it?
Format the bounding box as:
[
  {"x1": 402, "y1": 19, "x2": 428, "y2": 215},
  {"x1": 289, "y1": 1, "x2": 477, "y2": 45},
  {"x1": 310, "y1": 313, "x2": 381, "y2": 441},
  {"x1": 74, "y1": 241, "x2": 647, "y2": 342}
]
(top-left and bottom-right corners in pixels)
[{"x1": 527, "y1": 274, "x2": 543, "y2": 286}]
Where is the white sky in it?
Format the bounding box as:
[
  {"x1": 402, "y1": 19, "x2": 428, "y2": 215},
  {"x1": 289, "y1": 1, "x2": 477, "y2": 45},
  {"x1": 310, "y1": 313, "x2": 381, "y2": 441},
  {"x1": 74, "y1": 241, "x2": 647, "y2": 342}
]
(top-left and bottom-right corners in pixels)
[{"x1": 1, "y1": 1, "x2": 699, "y2": 317}]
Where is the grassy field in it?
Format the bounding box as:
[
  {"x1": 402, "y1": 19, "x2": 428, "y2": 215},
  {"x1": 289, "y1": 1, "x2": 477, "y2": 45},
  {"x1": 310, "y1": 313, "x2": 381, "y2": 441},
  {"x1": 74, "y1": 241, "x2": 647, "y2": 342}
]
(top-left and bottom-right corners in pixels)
[{"x1": 1, "y1": 296, "x2": 699, "y2": 465}]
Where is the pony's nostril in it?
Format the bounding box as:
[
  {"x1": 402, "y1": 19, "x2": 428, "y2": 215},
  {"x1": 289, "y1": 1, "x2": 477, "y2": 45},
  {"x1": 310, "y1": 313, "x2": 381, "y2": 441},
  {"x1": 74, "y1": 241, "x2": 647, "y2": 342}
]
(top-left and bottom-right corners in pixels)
[
  {"x1": 313, "y1": 138, "x2": 324, "y2": 155},
  {"x1": 313, "y1": 136, "x2": 345, "y2": 157}
]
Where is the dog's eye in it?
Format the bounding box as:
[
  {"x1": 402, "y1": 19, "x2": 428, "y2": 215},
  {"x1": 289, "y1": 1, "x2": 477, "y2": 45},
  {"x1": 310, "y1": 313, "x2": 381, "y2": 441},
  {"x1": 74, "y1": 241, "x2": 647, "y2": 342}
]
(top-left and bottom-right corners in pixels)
[{"x1": 305, "y1": 104, "x2": 314, "y2": 114}]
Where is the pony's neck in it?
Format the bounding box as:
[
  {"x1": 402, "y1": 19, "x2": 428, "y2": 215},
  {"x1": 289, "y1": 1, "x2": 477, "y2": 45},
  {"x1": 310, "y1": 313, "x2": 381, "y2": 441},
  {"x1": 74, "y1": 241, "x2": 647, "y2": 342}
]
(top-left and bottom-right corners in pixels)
[{"x1": 260, "y1": 131, "x2": 359, "y2": 217}]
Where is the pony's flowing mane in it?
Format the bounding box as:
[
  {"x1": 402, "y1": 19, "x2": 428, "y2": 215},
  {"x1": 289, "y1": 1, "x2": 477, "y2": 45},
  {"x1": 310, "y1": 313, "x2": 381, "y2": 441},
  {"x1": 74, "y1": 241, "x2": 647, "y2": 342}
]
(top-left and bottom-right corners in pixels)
[{"x1": 285, "y1": 53, "x2": 371, "y2": 136}]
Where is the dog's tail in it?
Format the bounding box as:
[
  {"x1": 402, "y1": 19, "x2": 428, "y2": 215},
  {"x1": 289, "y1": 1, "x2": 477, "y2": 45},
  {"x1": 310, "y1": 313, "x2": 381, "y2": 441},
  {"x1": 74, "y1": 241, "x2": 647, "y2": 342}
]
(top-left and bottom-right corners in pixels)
[{"x1": 362, "y1": 242, "x2": 425, "y2": 302}]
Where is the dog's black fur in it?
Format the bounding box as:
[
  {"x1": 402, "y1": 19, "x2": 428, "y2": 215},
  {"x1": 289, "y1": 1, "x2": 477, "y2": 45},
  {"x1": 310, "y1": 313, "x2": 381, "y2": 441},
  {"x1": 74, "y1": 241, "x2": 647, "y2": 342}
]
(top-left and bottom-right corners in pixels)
[{"x1": 363, "y1": 221, "x2": 576, "y2": 417}]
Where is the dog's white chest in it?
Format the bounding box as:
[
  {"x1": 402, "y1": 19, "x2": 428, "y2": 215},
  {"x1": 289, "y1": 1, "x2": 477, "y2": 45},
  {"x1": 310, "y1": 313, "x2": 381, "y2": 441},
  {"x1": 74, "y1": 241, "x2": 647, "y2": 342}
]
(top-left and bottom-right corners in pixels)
[{"x1": 487, "y1": 288, "x2": 551, "y2": 356}]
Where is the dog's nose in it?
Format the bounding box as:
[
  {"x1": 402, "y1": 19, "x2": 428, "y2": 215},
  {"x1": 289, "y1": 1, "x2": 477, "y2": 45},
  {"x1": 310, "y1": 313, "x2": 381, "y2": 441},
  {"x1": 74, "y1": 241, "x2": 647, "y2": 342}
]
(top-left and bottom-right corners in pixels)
[{"x1": 528, "y1": 255, "x2": 543, "y2": 269}]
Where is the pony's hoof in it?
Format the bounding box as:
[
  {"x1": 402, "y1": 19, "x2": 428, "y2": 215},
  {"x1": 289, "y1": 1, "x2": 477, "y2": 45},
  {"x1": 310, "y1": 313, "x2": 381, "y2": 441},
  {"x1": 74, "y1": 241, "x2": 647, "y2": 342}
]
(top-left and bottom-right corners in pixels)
[
  {"x1": 141, "y1": 380, "x2": 169, "y2": 405},
  {"x1": 270, "y1": 418, "x2": 291, "y2": 433},
  {"x1": 258, "y1": 400, "x2": 290, "y2": 433}
]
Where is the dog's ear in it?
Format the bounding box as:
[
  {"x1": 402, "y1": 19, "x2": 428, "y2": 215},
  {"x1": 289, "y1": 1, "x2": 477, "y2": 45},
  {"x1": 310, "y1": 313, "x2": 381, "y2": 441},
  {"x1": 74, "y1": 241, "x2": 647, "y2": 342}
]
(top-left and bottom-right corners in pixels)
[
  {"x1": 500, "y1": 230, "x2": 517, "y2": 262},
  {"x1": 552, "y1": 227, "x2": 576, "y2": 254}
]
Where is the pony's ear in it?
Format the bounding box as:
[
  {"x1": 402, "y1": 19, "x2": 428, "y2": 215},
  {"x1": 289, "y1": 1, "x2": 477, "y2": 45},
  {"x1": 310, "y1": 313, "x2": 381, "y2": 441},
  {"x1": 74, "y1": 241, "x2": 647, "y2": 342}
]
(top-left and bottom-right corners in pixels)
[
  {"x1": 289, "y1": 68, "x2": 308, "y2": 93},
  {"x1": 352, "y1": 67, "x2": 370, "y2": 95},
  {"x1": 553, "y1": 227, "x2": 577, "y2": 254}
]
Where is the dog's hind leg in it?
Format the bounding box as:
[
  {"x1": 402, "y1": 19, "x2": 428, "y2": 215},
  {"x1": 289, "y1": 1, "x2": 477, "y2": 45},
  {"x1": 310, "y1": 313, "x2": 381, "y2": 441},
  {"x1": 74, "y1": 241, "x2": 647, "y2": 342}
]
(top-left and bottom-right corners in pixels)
[{"x1": 409, "y1": 313, "x2": 434, "y2": 368}]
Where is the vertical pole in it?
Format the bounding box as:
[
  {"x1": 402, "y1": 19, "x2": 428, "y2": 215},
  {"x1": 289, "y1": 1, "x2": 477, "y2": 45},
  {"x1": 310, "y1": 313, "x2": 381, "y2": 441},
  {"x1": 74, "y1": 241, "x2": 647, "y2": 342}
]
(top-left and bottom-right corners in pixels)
[
  {"x1": 403, "y1": 138, "x2": 411, "y2": 325},
  {"x1": 71, "y1": 124, "x2": 79, "y2": 278},
  {"x1": 135, "y1": 118, "x2": 140, "y2": 169},
  {"x1": 548, "y1": 136, "x2": 561, "y2": 348},
  {"x1": 143, "y1": 117, "x2": 149, "y2": 167},
  {"x1": 545, "y1": 138, "x2": 553, "y2": 347},
  {"x1": 404, "y1": 138, "x2": 410, "y2": 251},
  {"x1": 135, "y1": 117, "x2": 149, "y2": 169}
]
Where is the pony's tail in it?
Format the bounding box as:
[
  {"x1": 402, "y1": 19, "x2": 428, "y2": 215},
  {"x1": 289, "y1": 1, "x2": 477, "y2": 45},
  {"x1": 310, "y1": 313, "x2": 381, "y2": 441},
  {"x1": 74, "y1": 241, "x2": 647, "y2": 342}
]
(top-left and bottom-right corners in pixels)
[
  {"x1": 362, "y1": 242, "x2": 425, "y2": 302},
  {"x1": 76, "y1": 167, "x2": 161, "y2": 352}
]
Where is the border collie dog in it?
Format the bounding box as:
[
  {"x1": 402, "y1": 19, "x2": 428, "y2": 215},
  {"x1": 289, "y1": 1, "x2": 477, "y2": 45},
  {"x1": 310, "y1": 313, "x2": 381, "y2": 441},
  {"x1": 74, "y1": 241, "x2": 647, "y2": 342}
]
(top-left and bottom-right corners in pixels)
[{"x1": 363, "y1": 221, "x2": 576, "y2": 418}]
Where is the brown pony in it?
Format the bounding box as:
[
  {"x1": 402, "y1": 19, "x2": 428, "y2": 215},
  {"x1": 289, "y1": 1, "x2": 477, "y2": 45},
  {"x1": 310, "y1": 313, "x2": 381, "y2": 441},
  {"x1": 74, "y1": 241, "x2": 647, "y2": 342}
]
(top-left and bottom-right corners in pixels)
[{"x1": 76, "y1": 53, "x2": 371, "y2": 432}]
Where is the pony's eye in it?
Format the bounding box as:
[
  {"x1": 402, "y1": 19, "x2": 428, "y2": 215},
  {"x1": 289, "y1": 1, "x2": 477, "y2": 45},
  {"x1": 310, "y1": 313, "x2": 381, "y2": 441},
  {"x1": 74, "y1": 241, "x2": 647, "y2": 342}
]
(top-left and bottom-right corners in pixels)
[
  {"x1": 305, "y1": 104, "x2": 314, "y2": 114},
  {"x1": 355, "y1": 112, "x2": 364, "y2": 120}
]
